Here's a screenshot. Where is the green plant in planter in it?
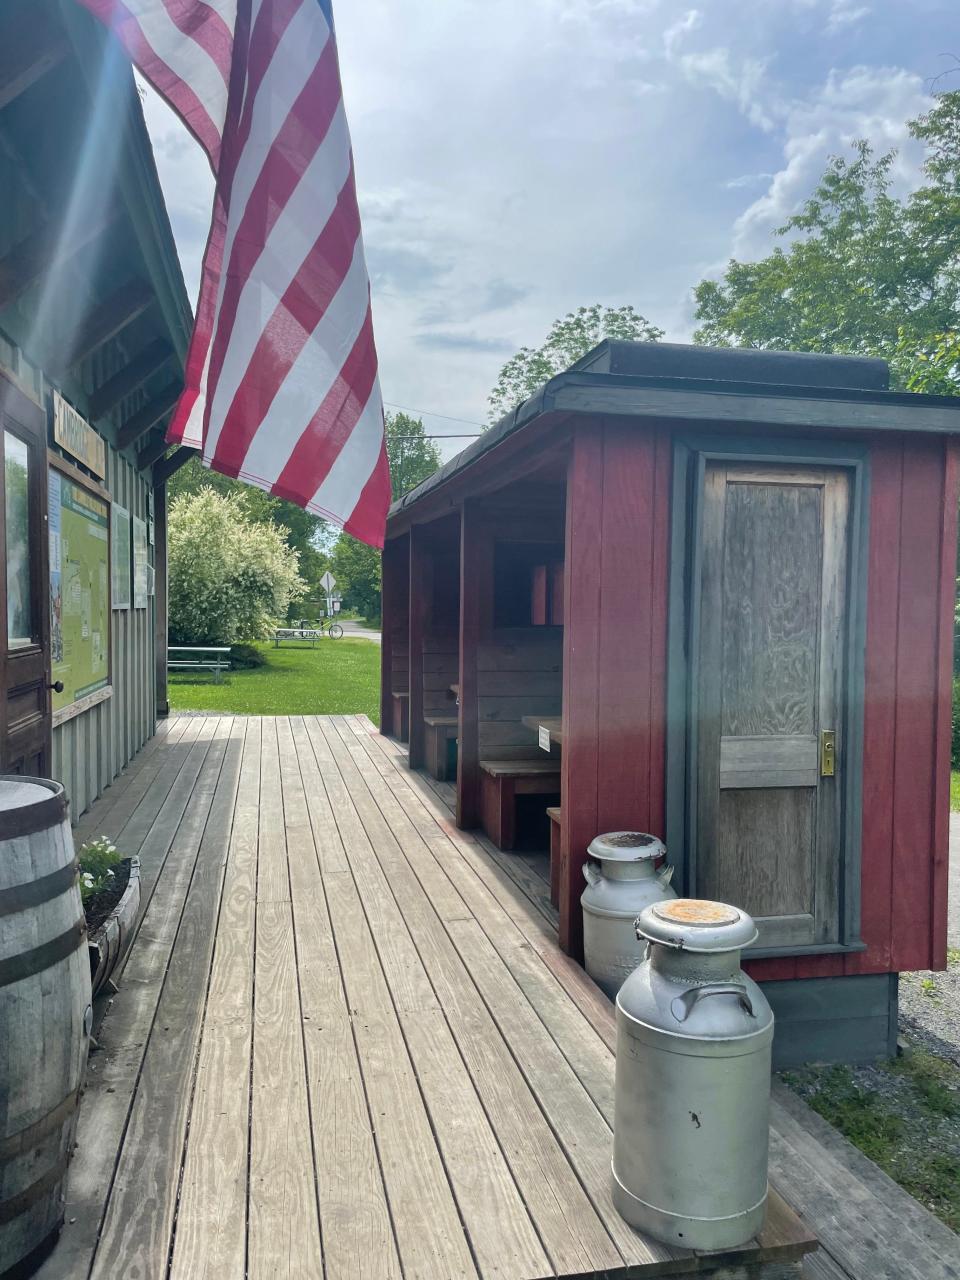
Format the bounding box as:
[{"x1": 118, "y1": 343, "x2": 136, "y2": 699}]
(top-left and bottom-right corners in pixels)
[{"x1": 78, "y1": 837, "x2": 122, "y2": 906}]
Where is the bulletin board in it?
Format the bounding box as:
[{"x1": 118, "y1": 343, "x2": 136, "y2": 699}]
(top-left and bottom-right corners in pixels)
[{"x1": 49, "y1": 459, "x2": 112, "y2": 723}]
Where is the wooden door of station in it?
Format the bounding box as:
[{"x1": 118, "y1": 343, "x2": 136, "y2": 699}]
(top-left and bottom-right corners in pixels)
[
  {"x1": 0, "y1": 372, "x2": 52, "y2": 775},
  {"x1": 694, "y1": 462, "x2": 849, "y2": 948}
]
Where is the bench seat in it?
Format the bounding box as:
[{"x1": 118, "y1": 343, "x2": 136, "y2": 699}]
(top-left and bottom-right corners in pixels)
[
  {"x1": 424, "y1": 716, "x2": 458, "y2": 781},
  {"x1": 479, "y1": 758, "x2": 561, "y2": 850}
]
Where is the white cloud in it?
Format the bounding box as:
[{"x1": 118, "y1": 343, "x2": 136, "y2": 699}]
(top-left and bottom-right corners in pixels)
[
  {"x1": 676, "y1": 47, "x2": 777, "y2": 130},
  {"x1": 729, "y1": 66, "x2": 931, "y2": 259},
  {"x1": 826, "y1": 1, "x2": 871, "y2": 33}
]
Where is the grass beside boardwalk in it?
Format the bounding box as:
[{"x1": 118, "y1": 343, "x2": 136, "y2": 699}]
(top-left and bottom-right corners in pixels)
[
  {"x1": 783, "y1": 1041, "x2": 960, "y2": 1232},
  {"x1": 168, "y1": 639, "x2": 380, "y2": 722},
  {"x1": 952, "y1": 771, "x2": 960, "y2": 811}
]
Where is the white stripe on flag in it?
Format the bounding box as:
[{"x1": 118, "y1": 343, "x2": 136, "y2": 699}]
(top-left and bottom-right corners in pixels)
[
  {"x1": 204, "y1": 101, "x2": 352, "y2": 442},
  {"x1": 122, "y1": 0, "x2": 231, "y2": 130},
  {"x1": 227, "y1": 237, "x2": 369, "y2": 483}
]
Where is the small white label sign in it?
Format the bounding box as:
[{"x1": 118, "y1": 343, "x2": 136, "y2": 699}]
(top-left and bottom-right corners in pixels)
[{"x1": 538, "y1": 724, "x2": 551, "y2": 752}]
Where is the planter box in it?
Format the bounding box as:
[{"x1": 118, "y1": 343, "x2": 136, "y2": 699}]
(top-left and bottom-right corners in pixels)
[{"x1": 88, "y1": 857, "x2": 141, "y2": 997}]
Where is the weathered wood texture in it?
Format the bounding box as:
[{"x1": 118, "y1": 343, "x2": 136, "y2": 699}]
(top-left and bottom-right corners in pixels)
[{"x1": 37, "y1": 715, "x2": 816, "y2": 1280}]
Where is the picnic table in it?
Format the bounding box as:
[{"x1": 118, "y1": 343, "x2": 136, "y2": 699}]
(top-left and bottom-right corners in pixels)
[
  {"x1": 522, "y1": 714, "x2": 563, "y2": 750},
  {"x1": 274, "y1": 627, "x2": 323, "y2": 648},
  {"x1": 167, "y1": 645, "x2": 231, "y2": 683}
]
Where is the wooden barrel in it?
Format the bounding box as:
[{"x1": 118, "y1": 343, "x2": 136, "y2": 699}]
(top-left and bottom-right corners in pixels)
[{"x1": 0, "y1": 778, "x2": 91, "y2": 1278}]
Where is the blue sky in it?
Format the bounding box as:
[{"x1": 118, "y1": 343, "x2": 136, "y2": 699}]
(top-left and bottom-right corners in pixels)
[{"x1": 141, "y1": 0, "x2": 955, "y2": 456}]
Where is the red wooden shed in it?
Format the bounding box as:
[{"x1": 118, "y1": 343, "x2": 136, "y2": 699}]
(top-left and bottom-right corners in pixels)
[{"x1": 381, "y1": 341, "x2": 960, "y2": 1065}]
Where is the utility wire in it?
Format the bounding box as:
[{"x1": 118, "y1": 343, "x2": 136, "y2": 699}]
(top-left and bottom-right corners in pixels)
[{"x1": 384, "y1": 400, "x2": 485, "y2": 429}]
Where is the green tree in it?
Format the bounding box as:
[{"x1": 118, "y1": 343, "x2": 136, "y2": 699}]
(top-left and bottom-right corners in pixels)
[
  {"x1": 387, "y1": 410, "x2": 442, "y2": 499},
  {"x1": 488, "y1": 304, "x2": 664, "y2": 420},
  {"x1": 168, "y1": 490, "x2": 305, "y2": 644},
  {"x1": 693, "y1": 91, "x2": 960, "y2": 394},
  {"x1": 324, "y1": 411, "x2": 442, "y2": 624},
  {"x1": 167, "y1": 456, "x2": 330, "y2": 591},
  {"x1": 330, "y1": 533, "x2": 381, "y2": 621}
]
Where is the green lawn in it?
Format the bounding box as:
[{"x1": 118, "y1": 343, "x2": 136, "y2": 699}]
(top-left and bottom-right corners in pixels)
[
  {"x1": 952, "y1": 771, "x2": 960, "y2": 811},
  {"x1": 168, "y1": 639, "x2": 380, "y2": 721}
]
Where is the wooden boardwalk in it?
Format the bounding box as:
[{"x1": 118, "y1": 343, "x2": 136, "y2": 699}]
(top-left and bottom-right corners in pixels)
[{"x1": 32, "y1": 714, "x2": 950, "y2": 1280}]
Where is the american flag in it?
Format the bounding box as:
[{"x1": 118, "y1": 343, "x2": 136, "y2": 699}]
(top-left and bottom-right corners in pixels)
[{"x1": 77, "y1": 0, "x2": 391, "y2": 547}]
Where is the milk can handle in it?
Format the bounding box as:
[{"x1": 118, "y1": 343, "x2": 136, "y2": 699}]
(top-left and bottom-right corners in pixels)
[
  {"x1": 670, "y1": 984, "x2": 755, "y2": 1023},
  {"x1": 583, "y1": 861, "x2": 602, "y2": 885},
  {"x1": 657, "y1": 862, "x2": 675, "y2": 887}
]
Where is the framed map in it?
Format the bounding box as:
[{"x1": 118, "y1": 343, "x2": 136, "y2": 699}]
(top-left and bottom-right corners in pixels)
[
  {"x1": 112, "y1": 503, "x2": 131, "y2": 610},
  {"x1": 49, "y1": 463, "x2": 111, "y2": 721},
  {"x1": 133, "y1": 515, "x2": 148, "y2": 609}
]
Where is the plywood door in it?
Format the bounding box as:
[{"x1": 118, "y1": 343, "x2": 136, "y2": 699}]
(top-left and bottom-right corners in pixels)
[{"x1": 695, "y1": 463, "x2": 849, "y2": 948}]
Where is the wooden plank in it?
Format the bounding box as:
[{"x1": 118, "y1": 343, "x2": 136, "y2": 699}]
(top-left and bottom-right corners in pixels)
[
  {"x1": 276, "y1": 720, "x2": 402, "y2": 1280},
  {"x1": 88, "y1": 338, "x2": 173, "y2": 420},
  {"x1": 0, "y1": 6, "x2": 68, "y2": 111},
  {"x1": 247, "y1": 719, "x2": 323, "y2": 1278},
  {"x1": 321, "y1": 870, "x2": 478, "y2": 1279},
  {"x1": 90, "y1": 720, "x2": 243, "y2": 1279},
  {"x1": 36, "y1": 721, "x2": 227, "y2": 1280},
  {"x1": 408, "y1": 526, "x2": 428, "y2": 769},
  {"x1": 458, "y1": 501, "x2": 486, "y2": 828},
  {"x1": 338, "y1": 719, "x2": 677, "y2": 1269},
  {"x1": 49, "y1": 279, "x2": 154, "y2": 377},
  {"x1": 313, "y1": 719, "x2": 578, "y2": 1278},
  {"x1": 381, "y1": 540, "x2": 399, "y2": 729},
  {"x1": 152, "y1": 446, "x2": 198, "y2": 486},
  {"x1": 71, "y1": 716, "x2": 184, "y2": 842},
  {"x1": 560, "y1": 427, "x2": 604, "y2": 957},
  {"x1": 931, "y1": 438, "x2": 959, "y2": 969},
  {"x1": 169, "y1": 720, "x2": 261, "y2": 1280},
  {"x1": 117, "y1": 382, "x2": 182, "y2": 451},
  {"x1": 324, "y1": 719, "x2": 624, "y2": 1276},
  {"x1": 891, "y1": 443, "x2": 943, "y2": 972}
]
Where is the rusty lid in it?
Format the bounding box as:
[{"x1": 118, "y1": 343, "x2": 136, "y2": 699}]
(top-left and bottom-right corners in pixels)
[
  {"x1": 587, "y1": 831, "x2": 666, "y2": 863},
  {"x1": 637, "y1": 898, "x2": 758, "y2": 952}
]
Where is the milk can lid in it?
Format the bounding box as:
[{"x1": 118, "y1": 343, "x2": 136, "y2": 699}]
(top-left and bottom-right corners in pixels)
[
  {"x1": 636, "y1": 898, "x2": 759, "y2": 952},
  {"x1": 587, "y1": 831, "x2": 666, "y2": 863}
]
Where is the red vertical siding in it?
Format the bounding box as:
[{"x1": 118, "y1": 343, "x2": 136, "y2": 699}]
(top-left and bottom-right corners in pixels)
[
  {"x1": 850, "y1": 441, "x2": 903, "y2": 974},
  {"x1": 597, "y1": 423, "x2": 657, "y2": 832},
  {"x1": 932, "y1": 441, "x2": 959, "y2": 969},
  {"x1": 408, "y1": 527, "x2": 428, "y2": 770},
  {"x1": 560, "y1": 428, "x2": 604, "y2": 958},
  {"x1": 889, "y1": 442, "x2": 944, "y2": 973}
]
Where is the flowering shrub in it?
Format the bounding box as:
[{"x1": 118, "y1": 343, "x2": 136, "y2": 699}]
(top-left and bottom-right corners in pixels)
[
  {"x1": 78, "y1": 837, "x2": 122, "y2": 906},
  {"x1": 168, "y1": 490, "x2": 306, "y2": 645}
]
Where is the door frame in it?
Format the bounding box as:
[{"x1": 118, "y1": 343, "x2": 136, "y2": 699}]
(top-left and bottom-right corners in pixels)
[
  {"x1": 665, "y1": 432, "x2": 869, "y2": 959},
  {"x1": 0, "y1": 370, "x2": 53, "y2": 773}
]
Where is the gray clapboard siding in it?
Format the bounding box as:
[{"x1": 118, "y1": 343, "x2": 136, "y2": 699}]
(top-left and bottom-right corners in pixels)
[{"x1": 51, "y1": 444, "x2": 156, "y2": 821}]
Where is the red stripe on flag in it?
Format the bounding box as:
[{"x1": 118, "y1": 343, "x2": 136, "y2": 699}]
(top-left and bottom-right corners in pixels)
[
  {"x1": 343, "y1": 439, "x2": 390, "y2": 549},
  {"x1": 203, "y1": 34, "x2": 341, "y2": 425},
  {"x1": 209, "y1": 166, "x2": 360, "y2": 473},
  {"x1": 270, "y1": 301, "x2": 378, "y2": 504},
  {"x1": 160, "y1": 0, "x2": 234, "y2": 84},
  {"x1": 77, "y1": 0, "x2": 223, "y2": 164}
]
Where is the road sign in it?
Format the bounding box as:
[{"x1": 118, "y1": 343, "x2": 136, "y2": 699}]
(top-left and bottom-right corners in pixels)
[{"x1": 320, "y1": 570, "x2": 336, "y2": 592}]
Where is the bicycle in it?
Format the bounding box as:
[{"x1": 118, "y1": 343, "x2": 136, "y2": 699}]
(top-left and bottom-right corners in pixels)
[{"x1": 320, "y1": 617, "x2": 343, "y2": 639}]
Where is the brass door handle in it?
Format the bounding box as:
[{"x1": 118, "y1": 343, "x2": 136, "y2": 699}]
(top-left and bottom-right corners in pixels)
[{"x1": 820, "y1": 730, "x2": 836, "y2": 777}]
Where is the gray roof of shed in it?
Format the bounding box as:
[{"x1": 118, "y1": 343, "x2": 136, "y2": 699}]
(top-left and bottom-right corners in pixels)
[{"x1": 388, "y1": 340, "x2": 960, "y2": 520}]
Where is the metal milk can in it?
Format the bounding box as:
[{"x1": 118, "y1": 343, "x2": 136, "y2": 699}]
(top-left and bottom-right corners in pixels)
[
  {"x1": 612, "y1": 899, "x2": 774, "y2": 1251},
  {"x1": 581, "y1": 832, "x2": 676, "y2": 998}
]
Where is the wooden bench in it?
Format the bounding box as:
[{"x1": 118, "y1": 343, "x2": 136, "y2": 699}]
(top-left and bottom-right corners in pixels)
[
  {"x1": 391, "y1": 691, "x2": 410, "y2": 742},
  {"x1": 424, "y1": 715, "x2": 458, "y2": 781},
  {"x1": 546, "y1": 805, "x2": 561, "y2": 906},
  {"x1": 479, "y1": 758, "x2": 561, "y2": 851}
]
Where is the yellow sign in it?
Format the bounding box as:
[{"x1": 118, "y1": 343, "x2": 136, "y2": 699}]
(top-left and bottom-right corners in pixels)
[{"x1": 53, "y1": 391, "x2": 106, "y2": 478}]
